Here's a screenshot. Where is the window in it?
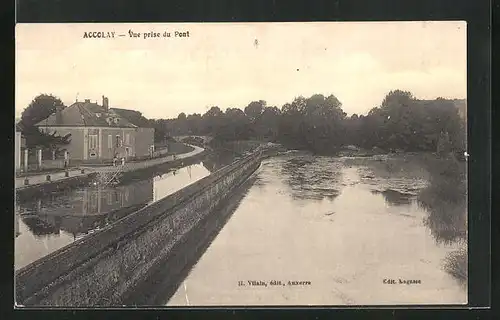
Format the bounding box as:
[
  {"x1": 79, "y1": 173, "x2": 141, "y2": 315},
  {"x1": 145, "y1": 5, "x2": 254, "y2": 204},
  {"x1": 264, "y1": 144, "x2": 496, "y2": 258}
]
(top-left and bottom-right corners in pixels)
[
  {"x1": 125, "y1": 133, "x2": 130, "y2": 145},
  {"x1": 108, "y1": 134, "x2": 112, "y2": 148},
  {"x1": 89, "y1": 134, "x2": 98, "y2": 150},
  {"x1": 116, "y1": 135, "x2": 122, "y2": 148},
  {"x1": 90, "y1": 192, "x2": 98, "y2": 209}
]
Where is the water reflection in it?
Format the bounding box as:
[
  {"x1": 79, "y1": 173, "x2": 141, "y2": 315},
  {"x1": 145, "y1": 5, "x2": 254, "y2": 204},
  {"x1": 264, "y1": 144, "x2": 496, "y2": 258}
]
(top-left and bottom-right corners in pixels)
[
  {"x1": 202, "y1": 150, "x2": 238, "y2": 173},
  {"x1": 22, "y1": 215, "x2": 62, "y2": 236},
  {"x1": 280, "y1": 154, "x2": 343, "y2": 202},
  {"x1": 15, "y1": 163, "x2": 212, "y2": 270},
  {"x1": 416, "y1": 158, "x2": 467, "y2": 286},
  {"x1": 18, "y1": 179, "x2": 154, "y2": 238},
  {"x1": 168, "y1": 154, "x2": 467, "y2": 306},
  {"x1": 152, "y1": 164, "x2": 211, "y2": 202},
  {"x1": 371, "y1": 189, "x2": 414, "y2": 206},
  {"x1": 417, "y1": 159, "x2": 467, "y2": 245}
]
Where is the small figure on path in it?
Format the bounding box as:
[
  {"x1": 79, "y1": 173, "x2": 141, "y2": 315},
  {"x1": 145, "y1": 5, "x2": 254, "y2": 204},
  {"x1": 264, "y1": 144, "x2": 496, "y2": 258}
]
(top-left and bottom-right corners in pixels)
[{"x1": 121, "y1": 157, "x2": 125, "y2": 166}]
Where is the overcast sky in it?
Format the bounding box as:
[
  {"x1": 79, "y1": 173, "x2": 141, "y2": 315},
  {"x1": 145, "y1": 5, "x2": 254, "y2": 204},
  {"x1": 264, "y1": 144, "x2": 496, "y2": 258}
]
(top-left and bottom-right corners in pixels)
[{"x1": 15, "y1": 22, "x2": 466, "y2": 119}]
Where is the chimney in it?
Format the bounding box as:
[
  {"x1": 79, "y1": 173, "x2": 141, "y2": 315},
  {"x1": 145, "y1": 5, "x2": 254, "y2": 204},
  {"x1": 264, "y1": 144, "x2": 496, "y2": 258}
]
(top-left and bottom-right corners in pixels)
[
  {"x1": 55, "y1": 105, "x2": 63, "y2": 124},
  {"x1": 102, "y1": 96, "x2": 109, "y2": 112}
]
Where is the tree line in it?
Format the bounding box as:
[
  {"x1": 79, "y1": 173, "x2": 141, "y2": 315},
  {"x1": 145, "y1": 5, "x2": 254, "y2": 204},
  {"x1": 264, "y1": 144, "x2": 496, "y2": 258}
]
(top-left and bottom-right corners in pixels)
[
  {"x1": 19, "y1": 90, "x2": 466, "y2": 156},
  {"x1": 155, "y1": 90, "x2": 466, "y2": 155}
]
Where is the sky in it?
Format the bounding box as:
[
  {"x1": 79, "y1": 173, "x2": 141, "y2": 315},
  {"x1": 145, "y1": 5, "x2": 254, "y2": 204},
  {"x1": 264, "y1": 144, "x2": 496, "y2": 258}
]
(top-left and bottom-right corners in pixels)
[{"x1": 15, "y1": 22, "x2": 466, "y2": 120}]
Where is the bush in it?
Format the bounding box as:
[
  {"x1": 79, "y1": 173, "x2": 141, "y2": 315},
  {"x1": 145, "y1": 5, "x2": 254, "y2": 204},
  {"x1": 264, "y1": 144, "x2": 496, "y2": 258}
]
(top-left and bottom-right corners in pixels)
[{"x1": 444, "y1": 246, "x2": 468, "y2": 285}]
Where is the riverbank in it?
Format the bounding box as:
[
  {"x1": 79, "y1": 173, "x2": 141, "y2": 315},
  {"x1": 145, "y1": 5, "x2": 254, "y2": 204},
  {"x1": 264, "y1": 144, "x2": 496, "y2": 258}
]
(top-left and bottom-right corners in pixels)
[{"x1": 15, "y1": 144, "x2": 206, "y2": 200}]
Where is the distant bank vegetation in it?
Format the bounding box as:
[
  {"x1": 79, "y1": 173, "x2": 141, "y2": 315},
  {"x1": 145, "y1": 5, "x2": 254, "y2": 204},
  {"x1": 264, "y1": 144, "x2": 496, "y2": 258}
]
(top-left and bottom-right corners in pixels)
[
  {"x1": 20, "y1": 90, "x2": 466, "y2": 157},
  {"x1": 152, "y1": 90, "x2": 466, "y2": 156}
]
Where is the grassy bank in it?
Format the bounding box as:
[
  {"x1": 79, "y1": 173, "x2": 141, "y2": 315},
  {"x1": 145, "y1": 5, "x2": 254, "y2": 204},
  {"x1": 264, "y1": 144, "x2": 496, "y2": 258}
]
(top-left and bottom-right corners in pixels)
[
  {"x1": 417, "y1": 154, "x2": 467, "y2": 242},
  {"x1": 444, "y1": 247, "x2": 468, "y2": 286},
  {"x1": 208, "y1": 139, "x2": 263, "y2": 155},
  {"x1": 415, "y1": 154, "x2": 467, "y2": 284},
  {"x1": 156, "y1": 141, "x2": 195, "y2": 155}
]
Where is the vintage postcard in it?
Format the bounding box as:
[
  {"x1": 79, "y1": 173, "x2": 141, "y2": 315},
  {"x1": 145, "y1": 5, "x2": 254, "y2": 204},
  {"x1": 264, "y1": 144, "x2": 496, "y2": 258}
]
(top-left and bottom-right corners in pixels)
[{"x1": 14, "y1": 22, "x2": 467, "y2": 307}]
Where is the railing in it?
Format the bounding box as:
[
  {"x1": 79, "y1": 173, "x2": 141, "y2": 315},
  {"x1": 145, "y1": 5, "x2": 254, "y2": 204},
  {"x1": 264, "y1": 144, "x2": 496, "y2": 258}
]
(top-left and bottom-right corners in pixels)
[{"x1": 94, "y1": 164, "x2": 127, "y2": 187}]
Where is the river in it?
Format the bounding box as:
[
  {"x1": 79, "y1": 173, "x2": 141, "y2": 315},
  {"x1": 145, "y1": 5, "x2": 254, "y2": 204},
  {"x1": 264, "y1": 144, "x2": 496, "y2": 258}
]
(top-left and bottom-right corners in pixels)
[
  {"x1": 166, "y1": 152, "x2": 467, "y2": 306},
  {"x1": 15, "y1": 150, "x2": 467, "y2": 306}
]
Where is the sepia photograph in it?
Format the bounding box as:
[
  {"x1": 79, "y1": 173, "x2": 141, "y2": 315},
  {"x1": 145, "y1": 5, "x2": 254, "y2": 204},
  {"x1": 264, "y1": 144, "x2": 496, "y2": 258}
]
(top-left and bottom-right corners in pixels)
[{"x1": 14, "y1": 21, "x2": 468, "y2": 307}]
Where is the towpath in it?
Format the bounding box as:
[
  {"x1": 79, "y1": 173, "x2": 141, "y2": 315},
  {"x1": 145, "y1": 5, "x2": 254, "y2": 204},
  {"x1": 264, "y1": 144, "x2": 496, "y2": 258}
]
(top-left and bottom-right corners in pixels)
[
  {"x1": 15, "y1": 144, "x2": 205, "y2": 190},
  {"x1": 84, "y1": 145, "x2": 204, "y2": 173}
]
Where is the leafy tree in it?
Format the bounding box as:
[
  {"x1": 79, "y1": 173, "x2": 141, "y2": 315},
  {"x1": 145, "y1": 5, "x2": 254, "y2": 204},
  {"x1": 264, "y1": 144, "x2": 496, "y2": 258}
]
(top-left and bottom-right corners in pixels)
[
  {"x1": 285, "y1": 94, "x2": 345, "y2": 154},
  {"x1": 215, "y1": 108, "x2": 250, "y2": 140},
  {"x1": 437, "y1": 131, "x2": 452, "y2": 156},
  {"x1": 278, "y1": 96, "x2": 308, "y2": 148},
  {"x1": 149, "y1": 119, "x2": 169, "y2": 143},
  {"x1": 20, "y1": 94, "x2": 72, "y2": 153},
  {"x1": 202, "y1": 106, "x2": 224, "y2": 134},
  {"x1": 21, "y1": 94, "x2": 65, "y2": 128},
  {"x1": 24, "y1": 126, "x2": 71, "y2": 152},
  {"x1": 186, "y1": 113, "x2": 203, "y2": 135},
  {"x1": 244, "y1": 100, "x2": 266, "y2": 122},
  {"x1": 376, "y1": 90, "x2": 416, "y2": 151},
  {"x1": 255, "y1": 106, "x2": 281, "y2": 141}
]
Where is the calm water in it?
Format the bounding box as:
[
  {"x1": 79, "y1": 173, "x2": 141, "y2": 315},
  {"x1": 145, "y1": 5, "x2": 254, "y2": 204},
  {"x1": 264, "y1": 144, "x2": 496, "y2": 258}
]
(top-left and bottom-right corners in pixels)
[
  {"x1": 15, "y1": 162, "x2": 212, "y2": 270},
  {"x1": 167, "y1": 152, "x2": 467, "y2": 306}
]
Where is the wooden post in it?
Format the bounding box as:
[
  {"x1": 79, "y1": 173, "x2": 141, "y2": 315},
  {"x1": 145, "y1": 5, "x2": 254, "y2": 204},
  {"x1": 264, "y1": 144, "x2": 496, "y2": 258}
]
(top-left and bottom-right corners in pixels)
[
  {"x1": 37, "y1": 149, "x2": 42, "y2": 170},
  {"x1": 64, "y1": 150, "x2": 69, "y2": 168},
  {"x1": 24, "y1": 149, "x2": 28, "y2": 172}
]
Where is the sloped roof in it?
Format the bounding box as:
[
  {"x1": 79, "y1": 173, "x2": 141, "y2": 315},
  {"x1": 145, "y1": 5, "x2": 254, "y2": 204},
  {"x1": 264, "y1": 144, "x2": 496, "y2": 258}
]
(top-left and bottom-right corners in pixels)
[
  {"x1": 110, "y1": 108, "x2": 152, "y2": 127},
  {"x1": 35, "y1": 101, "x2": 137, "y2": 128}
]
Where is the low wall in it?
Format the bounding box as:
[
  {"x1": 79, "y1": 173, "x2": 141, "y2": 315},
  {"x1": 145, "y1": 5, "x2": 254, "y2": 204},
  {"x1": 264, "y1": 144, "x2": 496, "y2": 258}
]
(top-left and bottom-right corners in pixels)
[{"x1": 15, "y1": 149, "x2": 264, "y2": 307}]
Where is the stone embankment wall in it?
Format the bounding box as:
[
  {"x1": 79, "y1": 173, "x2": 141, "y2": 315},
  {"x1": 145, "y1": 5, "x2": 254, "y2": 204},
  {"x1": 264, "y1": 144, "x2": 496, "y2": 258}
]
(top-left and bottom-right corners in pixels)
[{"x1": 15, "y1": 149, "x2": 264, "y2": 307}]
